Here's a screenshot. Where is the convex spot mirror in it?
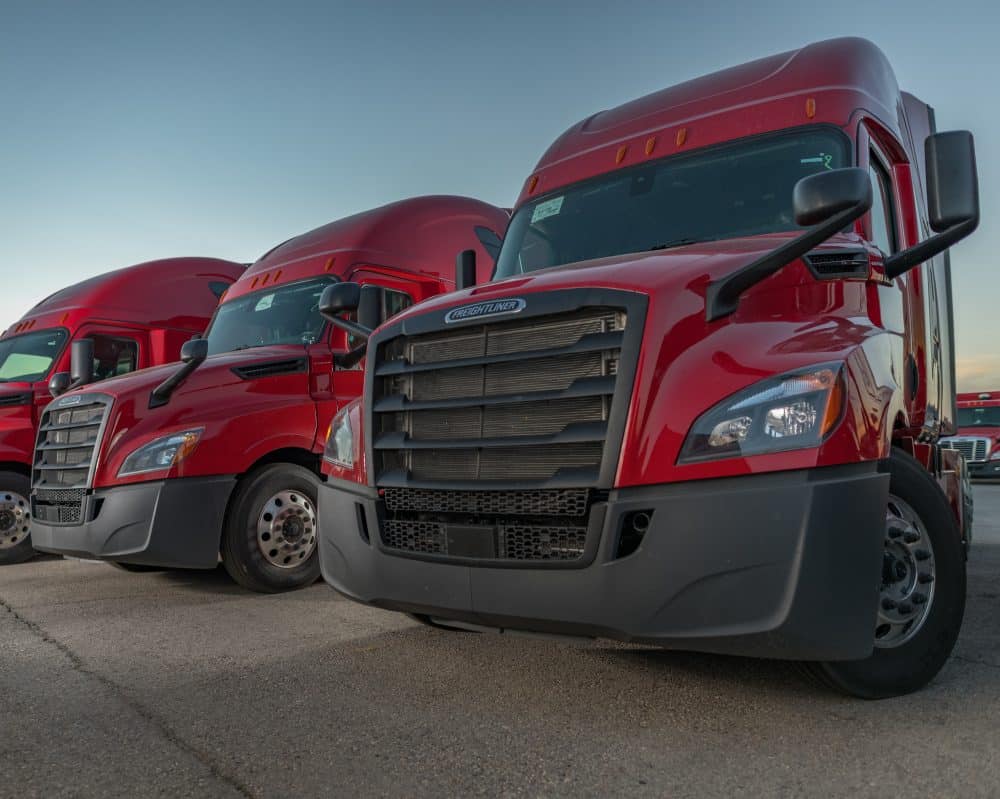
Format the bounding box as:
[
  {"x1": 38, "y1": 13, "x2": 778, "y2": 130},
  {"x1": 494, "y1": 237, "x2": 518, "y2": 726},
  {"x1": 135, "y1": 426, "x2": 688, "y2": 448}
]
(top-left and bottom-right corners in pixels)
[
  {"x1": 180, "y1": 338, "x2": 209, "y2": 364},
  {"x1": 319, "y1": 283, "x2": 361, "y2": 321},
  {"x1": 48, "y1": 372, "x2": 71, "y2": 398},
  {"x1": 793, "y1": 167, "x2": 872, "y2": 227}
]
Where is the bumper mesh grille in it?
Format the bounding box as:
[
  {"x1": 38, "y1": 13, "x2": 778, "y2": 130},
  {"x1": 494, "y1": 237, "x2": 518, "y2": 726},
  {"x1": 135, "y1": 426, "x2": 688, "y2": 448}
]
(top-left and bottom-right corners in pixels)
[{"x1": 383, "y1": 488, "x2": 590, "y2": 517}]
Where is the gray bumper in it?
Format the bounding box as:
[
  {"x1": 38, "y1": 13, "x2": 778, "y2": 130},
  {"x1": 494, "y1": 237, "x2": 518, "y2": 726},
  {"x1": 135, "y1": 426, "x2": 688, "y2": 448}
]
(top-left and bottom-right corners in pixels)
[
  {"x1": 968, "y1": 460, "x2": 1000, "y2": 479},
  {"x1": 31, "y1": 476, "x2": 236, "y2": 569},
  {"x1": 318, "y1": 463, "x2": 889, "y2": 661}
]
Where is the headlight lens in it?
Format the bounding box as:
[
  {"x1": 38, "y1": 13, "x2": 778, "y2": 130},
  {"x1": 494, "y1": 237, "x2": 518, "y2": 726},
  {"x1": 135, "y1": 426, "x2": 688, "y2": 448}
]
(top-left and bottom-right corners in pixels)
[
  {"x1": 324, "y1": 406, "x2": 355, "y2": 468},
  {"x1": 118, "y1": 429, "x2": 203, "y2": 477},
  {"x1": 679, "y1": 363, "x2": 845, "y2": 463}
]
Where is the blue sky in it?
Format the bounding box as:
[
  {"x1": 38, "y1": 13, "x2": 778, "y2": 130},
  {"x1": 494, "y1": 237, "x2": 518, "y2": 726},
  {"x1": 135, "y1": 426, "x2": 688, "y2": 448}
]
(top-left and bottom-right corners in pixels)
[{"x1": 1, "y1": 0, "x2": 997, "y2": 387}]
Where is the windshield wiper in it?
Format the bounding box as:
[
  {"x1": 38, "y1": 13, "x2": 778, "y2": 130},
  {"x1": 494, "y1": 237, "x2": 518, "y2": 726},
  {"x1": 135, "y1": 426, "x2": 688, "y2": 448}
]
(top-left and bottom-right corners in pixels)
[{"x1": 647, "y1": 238, "x2": 702, "y2": 252}]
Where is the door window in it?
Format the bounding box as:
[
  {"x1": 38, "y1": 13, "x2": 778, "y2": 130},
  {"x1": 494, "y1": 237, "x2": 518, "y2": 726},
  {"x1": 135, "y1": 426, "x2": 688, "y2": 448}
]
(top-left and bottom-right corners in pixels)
[
  {"x1": 86, "y1": 334, "x2": 139, "y2": 381},
  {"x1": 868, "y1": 155, "x2": 898, "y2": 255}
]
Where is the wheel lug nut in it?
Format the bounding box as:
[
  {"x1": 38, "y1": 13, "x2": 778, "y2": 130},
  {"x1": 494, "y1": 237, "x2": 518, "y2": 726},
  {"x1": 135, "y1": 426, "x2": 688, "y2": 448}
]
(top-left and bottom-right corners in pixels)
[
  {"x1": 898, "y1": 602, "x2": 913, "y2": 614},
  {"x1": 912, "y1": 593, "x2": 927, "y2": 605},
  {"x1": 881, "y1": 598, "x2": 898, "y2": 610},
  {"x1": 915, "y1": 549, "x2": 931, "y2": 561},
  {"x1": 918, "y1": 573, "x2": 934, "y2": 584}
]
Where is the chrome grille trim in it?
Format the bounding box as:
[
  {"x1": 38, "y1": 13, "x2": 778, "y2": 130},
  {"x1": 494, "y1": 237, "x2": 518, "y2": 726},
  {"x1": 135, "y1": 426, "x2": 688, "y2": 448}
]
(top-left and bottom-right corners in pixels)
[{"x1": 940, "y1": 436, "x2": 990, "y2": 464}]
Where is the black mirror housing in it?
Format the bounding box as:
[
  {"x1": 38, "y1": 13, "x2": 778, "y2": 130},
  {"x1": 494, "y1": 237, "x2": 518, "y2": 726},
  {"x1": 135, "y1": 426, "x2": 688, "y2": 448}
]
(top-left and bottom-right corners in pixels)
[
  {"x1": 180, "y1": 337, "x2": 209, "y2": 365},
  {"x1": 793, "y1": 168, "x2": 872, "y2": 227},
  {"x1": 70, "y1": 339, "x2": 95, "y2": 387},
  {"x1": 319, "y1": 283, "x2": 361, "y2": 322},
  {"x1": 48, "y1": 372, "x2": 72, "y2": 398},
  {"x1": 926, "y1": 131, "x2": 979, "y2": 233},
  {"x1": 456, "y1": 249, "x2": 476, "y2": 290},
  {"x1": 884, "y1": 130, "x2": 979, "y2": 279}
]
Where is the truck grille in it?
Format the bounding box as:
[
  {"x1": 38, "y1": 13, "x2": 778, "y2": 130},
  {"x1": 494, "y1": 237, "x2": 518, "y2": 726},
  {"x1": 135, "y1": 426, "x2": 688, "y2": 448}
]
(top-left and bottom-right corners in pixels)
[
  {"x1": 369, "y1": 300, "x2": 638, "y2": 567},
  {"x1": 940, "y1": 436, "x2": 990, "y2": 464},
  {"x1": 32, "y1": 395, "x2": 111, "y2": 525}
]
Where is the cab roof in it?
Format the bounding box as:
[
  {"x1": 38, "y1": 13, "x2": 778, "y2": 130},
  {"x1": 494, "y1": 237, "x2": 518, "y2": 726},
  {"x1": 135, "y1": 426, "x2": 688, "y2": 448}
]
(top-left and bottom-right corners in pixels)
[
  {"x1": 3, "y1": 257, "x2": 245, "y2": 338},
  {"x1": 518, "y1": 37, "x2": 906, "y2": 207},
  {"x1": 225, "y1": 196, "x2": 509, "y2": 302}
]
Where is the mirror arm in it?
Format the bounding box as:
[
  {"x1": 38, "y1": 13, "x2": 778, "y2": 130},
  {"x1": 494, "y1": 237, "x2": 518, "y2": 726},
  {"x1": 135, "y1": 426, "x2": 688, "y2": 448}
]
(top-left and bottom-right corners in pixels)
[
  {"x1": 704, "y1": 201, "x2": 870, "y2": 322},
  {"x1": 334, "y1": 343, "x2": 368, "y2": 369},
  {"x1": 323, "y1": 313, "x2": 373, "y2": 342},
  {"x1": 883, "y1": 216, "x2": 979, "y2": 279}
]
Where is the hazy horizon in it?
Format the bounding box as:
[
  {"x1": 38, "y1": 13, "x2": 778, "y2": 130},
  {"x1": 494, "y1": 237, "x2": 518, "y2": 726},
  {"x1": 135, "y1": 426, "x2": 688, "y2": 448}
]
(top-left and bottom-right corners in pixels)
[{"x1": 2, "y1": 0, "x2": 997, "y2": 389}]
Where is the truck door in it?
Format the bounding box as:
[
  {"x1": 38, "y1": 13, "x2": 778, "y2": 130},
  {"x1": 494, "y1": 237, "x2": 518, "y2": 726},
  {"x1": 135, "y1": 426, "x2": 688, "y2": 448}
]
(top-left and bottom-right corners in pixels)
[{"x1": 73, "y1": 326, "x2": 147, "y2": 382}]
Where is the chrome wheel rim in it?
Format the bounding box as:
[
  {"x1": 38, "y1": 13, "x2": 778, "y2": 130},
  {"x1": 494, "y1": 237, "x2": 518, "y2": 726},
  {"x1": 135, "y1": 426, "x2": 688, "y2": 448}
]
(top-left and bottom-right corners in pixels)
[
  {"x1": 875, "y1": 493, "x2": 936, "y2": 649},
  {"x1": 0, "y1": 490, "x2": 30, "y2": 550},
  {"x1": 256, "y1": 490, "x2": 316, "y2": 569}
]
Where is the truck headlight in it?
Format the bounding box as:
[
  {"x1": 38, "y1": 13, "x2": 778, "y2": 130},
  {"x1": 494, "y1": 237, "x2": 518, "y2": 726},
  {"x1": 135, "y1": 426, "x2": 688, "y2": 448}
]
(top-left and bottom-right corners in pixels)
[
  {"x1": 324, "y1": 405, "x2": 355, "y2": 468},
  {"x1": 679, "y1": 363, "x2": 845, "y2": 463},
  {"x1": 990, "y1": 447, "x2": 1000, "y2": 461},
  {"x1": 118, "y1": 429, "x2": 203, "y2": 477}
]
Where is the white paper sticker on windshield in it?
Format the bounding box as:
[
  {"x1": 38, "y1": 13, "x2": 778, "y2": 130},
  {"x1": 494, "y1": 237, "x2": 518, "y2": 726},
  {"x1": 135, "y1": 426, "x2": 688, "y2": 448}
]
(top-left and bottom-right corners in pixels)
[
  {"x1": 254, "y1": 294, "x2": 275, "y2": 312},
  {"x1": 531, "y1": 196, "x2": 564, "y2": 223}
]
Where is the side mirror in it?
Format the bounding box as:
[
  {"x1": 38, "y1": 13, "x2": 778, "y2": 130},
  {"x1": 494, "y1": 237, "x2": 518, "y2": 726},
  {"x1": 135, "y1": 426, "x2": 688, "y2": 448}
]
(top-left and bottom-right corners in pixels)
[
  {"x1": 48, "y1": 372, "x2": 72, "y2": 398},
  {"x1": 180, "y1": 337, "x2": 209, "y2": 365},
  {"x1": 885, "y1": 130, "x2": 979, "y2": 278},
  {"x1": 705, "y1": 167, "x2": 871, "y2": 321},
  {"x1": 793, "y1": 168, "x2": 873, "y2": 226},
  {"x1": 70, "y1": 339, "x2": 95, "y2": 387},
  {"x1": 456, "y1": 249, "x2": 476, "y2": 290},
  {"x1": 927, "y1": 130, "x2": 979, "y2": 233},
  {"x1": 319, "y1": 283, "x2": 361, "y2": 322},
  {"x1": 357, "y1": 285, "x2": 384, "y2": 331}
]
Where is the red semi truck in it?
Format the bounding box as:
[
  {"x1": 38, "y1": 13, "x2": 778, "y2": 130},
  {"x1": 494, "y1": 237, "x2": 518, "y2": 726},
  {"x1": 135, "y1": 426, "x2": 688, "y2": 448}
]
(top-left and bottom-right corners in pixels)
[
  {"x1": 941, "y1": 392, "x2": 1000, "y2": 478},
  {"x1": 0, "y1": 258, "x2": 245, "y2": 565},
  {"x1": 30, "y1": 196, "x2": 508, "y2": 592},
  {"x1": 315, "y1": 38, "x2": 979, "y2": 697}
]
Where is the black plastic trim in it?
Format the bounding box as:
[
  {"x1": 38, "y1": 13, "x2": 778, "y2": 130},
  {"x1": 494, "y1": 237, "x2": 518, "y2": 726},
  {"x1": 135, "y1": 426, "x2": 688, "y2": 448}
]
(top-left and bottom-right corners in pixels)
[
  {"x1": 231, "y1": 357, "x2": 307, "y2": 381},
  {"x1": 373, "y1": 376, "x2": 616, "y2": 413},
  {"x1": 0, "y1": 392, "x2": 32, "y2": 408}
]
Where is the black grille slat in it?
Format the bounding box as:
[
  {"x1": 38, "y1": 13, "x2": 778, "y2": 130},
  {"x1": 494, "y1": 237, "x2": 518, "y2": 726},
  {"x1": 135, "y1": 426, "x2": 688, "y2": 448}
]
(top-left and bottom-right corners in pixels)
[
  {"x1": 231, "y1": 358, "x2": 307, "y2": 380},
  {"x1": 376, "y1": 331, "x2": 623, "y2": 376},
  {"x1": 375, "y1": 422, "x2": 607, "y2": 450},
  {"x1": 373, "y1": 375, "x2": 616, "y2": 413},
  {"x1": 407, "y1": 443, "x2": 604, "y2": 482}
]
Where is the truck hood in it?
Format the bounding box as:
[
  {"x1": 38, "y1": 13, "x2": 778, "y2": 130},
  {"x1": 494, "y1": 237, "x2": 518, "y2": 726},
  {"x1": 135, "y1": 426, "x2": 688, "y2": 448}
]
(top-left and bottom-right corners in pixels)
[
  {"x1": 397, "y1": 232, "x2": 867, "y2": 320},
  {"x1": 67, "y1": 346, "x2": 307, "y2": 402},
  {"x1": 52, "y1": 346, "x2": 323, "y2": 487}
]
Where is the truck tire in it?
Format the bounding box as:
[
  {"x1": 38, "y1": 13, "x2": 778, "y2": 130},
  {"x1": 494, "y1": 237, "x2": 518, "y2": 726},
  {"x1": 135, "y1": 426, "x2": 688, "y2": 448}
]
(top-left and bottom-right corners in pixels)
[
  {"x1": 0, "y1": 471, "x2": 35, "y2": 566},
  {"x1": 805, "y1": 448, "x2": 966, "y2": 698},
  {"x1": 221, "y1": 463, "x2": 321, "y2": 593}
]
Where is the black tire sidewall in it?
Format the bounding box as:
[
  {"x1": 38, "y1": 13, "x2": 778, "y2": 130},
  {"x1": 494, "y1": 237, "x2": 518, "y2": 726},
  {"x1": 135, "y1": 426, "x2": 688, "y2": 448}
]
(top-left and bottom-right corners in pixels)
[
  {"x1": 221, "y1": 463, "x2": 321, "y2": 593},
  {"x1": 0, "y1": 471, "x2": 35, "y2": 566},
  {"x1": 815, "y1": 449, "x2": 967, "y2": 698}
]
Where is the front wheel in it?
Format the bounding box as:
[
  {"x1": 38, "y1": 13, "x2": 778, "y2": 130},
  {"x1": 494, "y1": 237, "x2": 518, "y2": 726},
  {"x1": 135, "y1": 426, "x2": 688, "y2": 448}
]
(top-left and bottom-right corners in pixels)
[
  {"x1": 221, "y1": 463, "x2": 321, "y2": 593},
  {"x1": 805, "y1": 449, "x2": 966, "y2": 698},
  {"x1": 0, "y1": 471, "x2": 35, "y2": 566}
]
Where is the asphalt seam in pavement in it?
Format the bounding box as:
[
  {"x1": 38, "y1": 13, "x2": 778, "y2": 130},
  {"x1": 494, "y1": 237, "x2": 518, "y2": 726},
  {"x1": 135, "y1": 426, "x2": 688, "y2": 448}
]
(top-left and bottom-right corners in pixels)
[{"x1": 0, "y1": 595, "x2": 258, "y2": 799}]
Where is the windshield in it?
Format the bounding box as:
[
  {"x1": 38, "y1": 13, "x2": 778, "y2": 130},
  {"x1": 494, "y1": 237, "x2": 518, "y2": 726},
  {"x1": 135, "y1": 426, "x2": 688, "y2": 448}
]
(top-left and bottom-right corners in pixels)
[
  {"x1": 205, "y1": 277, "x2": 333, "y2": 356},
  {"x1": 0, "y1": 328, "x2": 68, "y2": 383},
  {"x1": 957, "y1": 407, "x2": 1000, "y2": 427},
  {"x1": 495, "y1": 127, "x2": 852, "y2": 278}
]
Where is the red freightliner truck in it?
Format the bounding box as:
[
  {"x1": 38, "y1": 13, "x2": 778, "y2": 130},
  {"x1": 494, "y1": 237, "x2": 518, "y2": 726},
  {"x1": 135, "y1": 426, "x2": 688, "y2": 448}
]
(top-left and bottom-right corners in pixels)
[
  {"x1": 30, "y1": 197, "x2": 508, "y2": 592},
  {"x1": 315, "y1": 38, "x2": 980, "y2": 697},
  {"x1": 0, "y1": 258, "x2": 245, "y2": 565},
  {"x1": 941, "y1": 391, "x2": 1000, "y2": 479}
]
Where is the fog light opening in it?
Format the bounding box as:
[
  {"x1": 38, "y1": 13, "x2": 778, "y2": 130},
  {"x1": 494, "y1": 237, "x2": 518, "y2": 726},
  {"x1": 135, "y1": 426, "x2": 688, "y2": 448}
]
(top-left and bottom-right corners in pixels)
[{"x1": 616, "y1": 509, "x2": 654, "y2": 559}]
